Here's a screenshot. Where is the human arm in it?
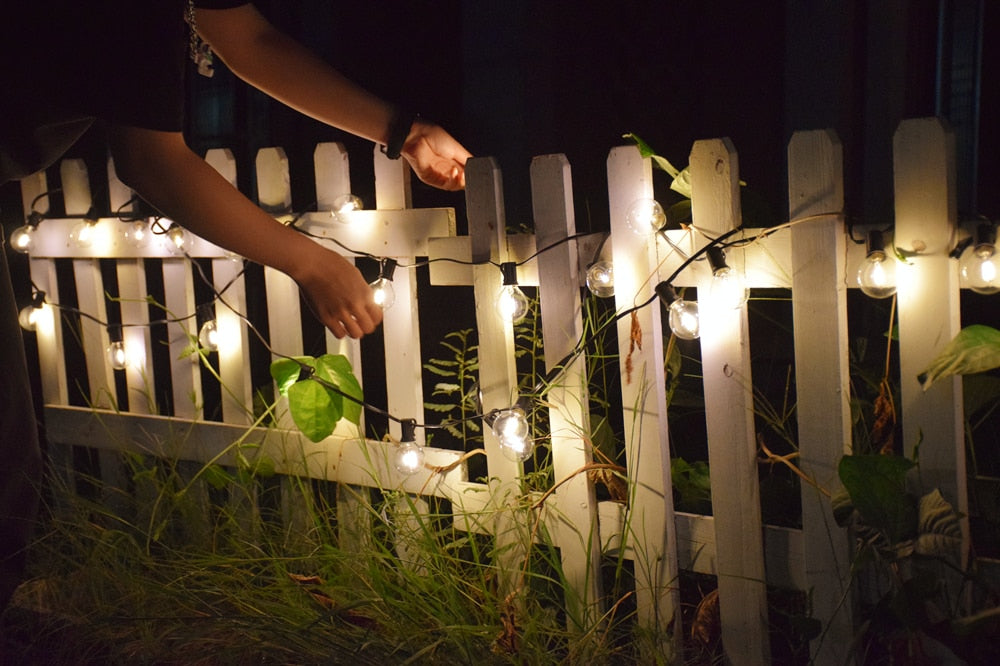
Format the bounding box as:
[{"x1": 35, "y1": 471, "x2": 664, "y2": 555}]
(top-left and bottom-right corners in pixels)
[
  {"x1": 193, "y1": 4, "x2": 471, "y2": 190},
  {"x1": 108, "y1": 126, "x2": 381, "y2": 339}
]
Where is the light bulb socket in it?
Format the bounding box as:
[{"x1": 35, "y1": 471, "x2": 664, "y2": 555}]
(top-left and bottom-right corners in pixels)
[
  {"x1": 500, "y1": 262, "x2": 519, "y2": 286},
  {"x1": 706, "y1": 246, "x2": 728, "y2": 274},
  {"x1": 107, "y1": 325, "x2": 123, "y2": 344},
  {"x1": 379, "y1": 258, "x2": 398, "y2": 281},
  {"x1": 655, "y1": 281, "x2": 680, "y2": 305},
  {"x1": 30, "y1": 291, "x2": 46, "y2": 309},
  {"x1": 866, "y1": 230, "x2": 887, "y2": 257},
  {"x1": 26, "y1": 211, "x2": 43, "y2": 228},
  {"x1": 974, "y1": 223, "x2": 997, "y2": 250},
  {"x1": 400, "y1": 418, "x2": 417, "y2": 444}
]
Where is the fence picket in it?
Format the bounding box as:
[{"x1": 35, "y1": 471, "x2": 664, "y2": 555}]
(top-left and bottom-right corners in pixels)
[
  {"x1": 689, "y1": 138, "x2": 769, "y2": 664},
  {"x1": 465, "y1": 155, "x2": 527, "y2": 597},
  {"x1": 893, "y1": 118, "x2": 967, "y2": 568},
  {"x1": 606, "y1": 145, "x2": 681, "y2": 658},
  {"x1": 531, "y1": 153, "x2": 603, "y2": 631},
  {"x1": 787, "y1": 129, "x2": 854, "y2": 663}
]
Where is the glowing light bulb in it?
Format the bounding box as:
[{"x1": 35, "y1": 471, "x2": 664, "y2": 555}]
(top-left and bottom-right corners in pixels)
[
  {"x1": 393, "y1": 441, "x2": 424, "y2": 475},
  {"x1": 18, "y1": 304, "x2": 42, "y2": 331},
  {"x1": 586, "y1": 261, "x2": 615, "y2": 297},
  {"x1": 331, "y1": 193, "x2": 363, "y2": 223},
  {"x1": 107, "y1": 340, "x2": 128, "y2": 370},
  {"x1": 18, "y1": 292, "x2": 47, "y2": 332},
  {"x1": 492, "y1": 407, "x2": 533, "y2": 462},
  {"x1": 496, "y1": 285, "x2": 529, "y2": 322},
  {"x1": 69, "y1": 219, "x2": 99, "y2": 248},
  {"x1": 856, "y1": 231, "x2": 897, "y2": 299},
  {"x1": 166, "y1": 225, "x2": 188, "y2": 254},
  {"x1": 199, "y1": 319, "x2": 219, "y2": 352},
  {"x1": 496, "y1": 262, "x2": 529, "y2": 323},
  {"x1": 706, "y1": 247, "x2": 747, "y2": 309},
  {"x1": 123, "y1": 220, "x2": 150, "y2": 248},
  {"x1": 625, "y1": 198, "x2": 666, "y2": 235},
  {"x1": 370, "y1": 277, "x2": 395, "y2": 309},
  {"x1": 656, "y1": 283, "x2": 700, "y2": 340},
  {"x1": 10, "y1": 225, "x2": 35, "y2": 254},
  {"x1": 369, "y1": 259, "x2": 397, "y2": 309},
  {"x1": 393, "y1": 420, "x2": 423, "y2": 475},
  {"x1": 959, "y1": 225, "x2": 999, "y2": 295}
]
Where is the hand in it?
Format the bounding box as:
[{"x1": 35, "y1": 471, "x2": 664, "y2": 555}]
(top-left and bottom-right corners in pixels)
[
  {"x1": 292, "y1": 243, "x2": 383, "y2": 339},
  {"x1": 401, "y1": 119, "x2": 472, "y2": 191}
]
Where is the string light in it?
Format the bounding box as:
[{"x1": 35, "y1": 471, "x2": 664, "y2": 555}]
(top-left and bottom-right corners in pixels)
[
  {"x1": 856, "y1": 230, "x2": 897, "y2": 299},
  {"x1": 625, "y1": 198, "x2": 666, "y2": 235},
  {"x1": 489, "y1": 406, "x2": 534, "y2": 462},
  {"x1": 370, "y1": 258, "x2": 397, "y2": 309},
  {"x1": 392, "y1": 419, "x2": 424, "y2": 475},
  {"x1": 18, "y1": 291, "x2": 47, "y2": 331},
  {"x1": 585, "y1": 261, "x2": 615, "y2": 298},
  {"x1": 10, "y1": 213, "x2": 42, "y2": 254},
  {"x1": 496, "y1": 262, "x2": 530, "y2": 323},
  {"x1": 655, "y1": 283, "x2": 700, "y2": 340},
  {"x1": 959, "y1": 223, "x2": 999, "y2": 295},
  {"x1": 166, "y1": 223, "x2": 188, "y2": 254},
  {"x1": 706, "y1": 246, "x2": 748, "y2": 309},
  {"x1": 122, "y1": 219, "x2": 151, "y2": 248},
  {"x1": 330, "y1": 193, "x2": 363, "y2": 224},
  {"x1": 198, "y1": 304, "x2": 220, "y2": 352},
  {"x1": 106, "y1": 327, "x2": 128, "y2": 370},
  {"x1": 69, "y1": 217, "x2": 99, "y2": 248}
]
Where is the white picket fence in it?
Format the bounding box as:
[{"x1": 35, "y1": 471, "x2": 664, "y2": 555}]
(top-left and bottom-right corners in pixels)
[{"x1": 15, "y1": 117, "x2": 978, "y2": 664}]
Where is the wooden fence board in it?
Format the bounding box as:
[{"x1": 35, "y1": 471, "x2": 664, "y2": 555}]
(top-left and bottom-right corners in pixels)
[{"x1": 689, "y1": 137, "x2": 769, "y2": 665}]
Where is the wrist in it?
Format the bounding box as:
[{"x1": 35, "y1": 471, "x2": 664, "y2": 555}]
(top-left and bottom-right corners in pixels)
[{"x1": 380, "y1": 107, "x2": 417, "y2": 160}]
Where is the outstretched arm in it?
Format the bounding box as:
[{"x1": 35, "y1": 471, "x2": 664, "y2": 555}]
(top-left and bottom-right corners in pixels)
[
  {"x1": 194, "y1": 4, "x2": 471, "y2": 190},
  {"x1": 108, "y1": 126, "x2": 382, "y2": 339}
]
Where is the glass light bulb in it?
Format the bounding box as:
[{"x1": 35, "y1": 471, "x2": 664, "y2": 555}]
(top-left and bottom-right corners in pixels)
[
  {"x1": 10, "y1": 225, "x2": 35, "y2": 254},
  {"x1": 166, "y1": 225, "x2": 187, "y2": 254},
  {"x1": 331, "y1": 193, "x2": 363, "y2": 223},
  {"x1": 625, "y1": 198, "x2": 666, "y2": 235},
  {"x1": 492, "y1": 408, "x2": 533, "y2": 462},
  {"x1": 18, "y1": 304, "x2": 43, "y2": 331},
  {"x1": 199, "y1": 319, "x2": 219, "y2": 352},
  {"x1": 711, "y1": 266, "x2": 748, "y2": 309},
  {"x1": 668, "y1": 299, "x2": 700, "y2": 340},
  {"x1": 856, "y1": 251, "x2": 897, "y2": 298},
  {"x1": 370, "y1": 277, "x2": 396, "y2": 309},
  {"x1": 107, "y1": 340, "x2": 128, "y2": 370},
  {"x1": 496, "y1": 285, "x2": 529, "y2": 323},
  {"x1": 959, "y1": 244, "x2": 999, "y2": 295},
  {"x1": 393, "y1": 441, "x2": 424, "y2": 475},
  {"x1": 586, "y1": 261, "x2": 615, "y2": 297},
  {"x1": 123, "y1": 220, "x2": 150, "y2": 248},
  {"x1": 69, "y1": 220, "x2": 98, "y2": 248}
]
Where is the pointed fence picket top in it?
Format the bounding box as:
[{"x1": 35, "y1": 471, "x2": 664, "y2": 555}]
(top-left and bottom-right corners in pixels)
[
  {"x1": 530, "y1": 153, "x2": 603, "y2": 630},
  {"x1": 689, "y1": 137, "x2": 769, "y2": 665},
  {"x1": 787, "y1": 129, "x2": 853, "y2": 664},
  {"x1": 606, "y1": 144, "x2": 681, "y2": 658},
  {"x1": 892, "y1": 118, "x2": 967, "y2": 557}
]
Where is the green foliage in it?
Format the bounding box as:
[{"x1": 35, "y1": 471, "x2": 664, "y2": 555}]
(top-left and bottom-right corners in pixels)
[
  {"x1": 270, "y1": 354, "x2": 363, "y2": 442},
  {"x1": 918, "y1": 324, "x2": 1000, "y2": 390}
]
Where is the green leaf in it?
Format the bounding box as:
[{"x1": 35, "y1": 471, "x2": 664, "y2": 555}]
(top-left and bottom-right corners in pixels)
[
  {"x1": 315, "y1": 354, "x2": 363, "y2": 425},
  {"x1": 622, "y1": 132, "x2": 682, "y2": 178},
  {"x1": 202, "y1": 464, "x2": 234, "y2": 490},
  {"x1": 669, "y1": 167, "x2": 692, "y2": 198},
  {"x1": 665, "y1": 200, "x2": 693, "y2": 228},
  {"x1": 830, "y1": 487, "x2": 855, "y2": 527},
  {"x1": 270, "y1": 356, "x2": 312, "y2": 396},
  {"x1": 838, "y1": 454, "x2": 917, "y2": 543},
  {"x1": 918, "y1": 325, "x2": 1000, "y2": 390},
  {"x1": 914, "y1": 488, "x2": 962, "y2": 558},
  {"x1": 288, "y1": 379, "x2": 341, "y2": 442}
]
